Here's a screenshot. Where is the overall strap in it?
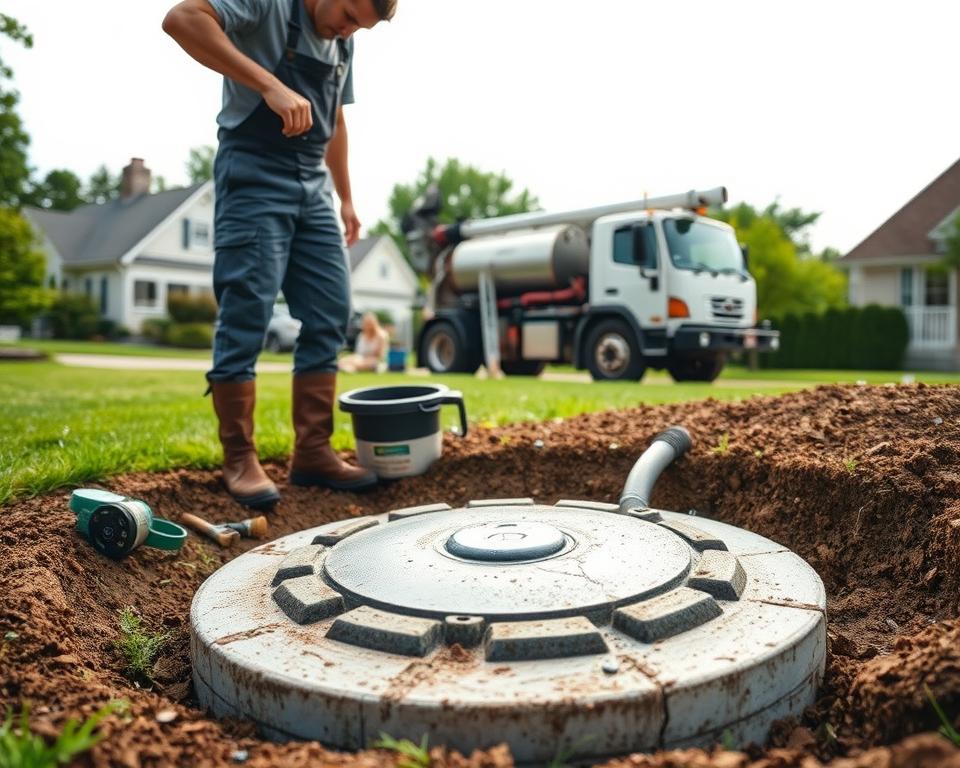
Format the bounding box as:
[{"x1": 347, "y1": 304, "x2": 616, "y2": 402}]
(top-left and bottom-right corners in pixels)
[{"x1": 285, "y1": 0, "x2": 303, "y2": 58}]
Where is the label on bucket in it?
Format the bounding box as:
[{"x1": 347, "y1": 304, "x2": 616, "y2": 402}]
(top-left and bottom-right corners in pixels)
[
  {"x1": 357, "y1": 433, "x2": 443, "y2": 478},
  {"x1": 374, "y1": 445, "x2": 411, "y2": 457}
]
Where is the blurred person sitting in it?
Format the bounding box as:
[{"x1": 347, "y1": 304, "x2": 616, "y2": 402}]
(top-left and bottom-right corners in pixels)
[{"x1": 339, "y1": 312, "x2": 389, "y2": 373}]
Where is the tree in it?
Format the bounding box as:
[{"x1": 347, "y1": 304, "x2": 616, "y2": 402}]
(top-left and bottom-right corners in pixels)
[
  {"x1": 370, "y1": 157, "x2": 538, "y2": 262},
  {"x1": 0, "y1": 14, "x2": 34, "y2": 209},
  {"x1": 714, "y1": 203, "x2": 846, "y2": 318},
  {"x1": 84, "y1": 164, "x2": 120, "y2": 204},
  {"x1": 187, "y1": 145, "x2": 215, "y2": 184},
  {"x1": 31, "y1": 168, "x2": 85, "y2": 211},
  {"x1": 0, "y1": 208, "x2": 53, "y2": 326}
]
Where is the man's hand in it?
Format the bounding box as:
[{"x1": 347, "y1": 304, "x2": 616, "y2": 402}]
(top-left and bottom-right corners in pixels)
[
  {"x1": 262, "y1": 81, "x2": 313, "y2": 137},
  {"x1": 340, "y1": 200, "x2": 360, "y2": 246}
]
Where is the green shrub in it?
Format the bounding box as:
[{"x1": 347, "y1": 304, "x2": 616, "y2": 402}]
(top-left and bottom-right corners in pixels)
[
  {"x1": 167, "y1": 293, "x2": 217, "y2": 323},
  {"x1": 762, "y1": 304, "x2": 908, "y2": 370},
  {"x1": 140, "y1": 318, "x2": 171, "y2": 344},
  {"x1": 165, "y1": 322, "x2": 213, "y2": 349},
  {"x1": 47, "y1": 294, "x2": 99, "y2": 340}
]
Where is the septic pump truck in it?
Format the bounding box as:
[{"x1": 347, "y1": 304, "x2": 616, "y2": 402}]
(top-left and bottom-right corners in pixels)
[{"x1": 402, "y1": 186, "x2": 780, "y2": 382}]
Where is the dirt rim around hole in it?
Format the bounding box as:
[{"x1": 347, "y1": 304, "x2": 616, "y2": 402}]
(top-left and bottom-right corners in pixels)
[{"x1": 1, "y1": 383, "x2": 959, "y2": 767}]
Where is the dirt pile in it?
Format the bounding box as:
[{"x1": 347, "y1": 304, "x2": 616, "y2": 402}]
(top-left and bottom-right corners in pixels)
[{"x1": 1, "y1": 383, "x2": 959, "y2": 767}]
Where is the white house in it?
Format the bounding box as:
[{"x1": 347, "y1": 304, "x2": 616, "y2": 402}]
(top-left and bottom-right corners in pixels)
[
  {"x1": 24, "y1": 158, "x2": 420, "y2": 349},
  {"x1": 841, "y1": 157, "x2": 960, "y2": 370}
]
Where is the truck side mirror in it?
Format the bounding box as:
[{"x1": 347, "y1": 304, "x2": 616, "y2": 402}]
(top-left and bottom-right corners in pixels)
[{"x1": 740, "y1": 243, "x2": 749, "y2": 269}]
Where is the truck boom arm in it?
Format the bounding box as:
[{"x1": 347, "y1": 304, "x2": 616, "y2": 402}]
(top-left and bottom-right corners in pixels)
[{"x1": 447, "y1": 186, "x2": 728, "y2": 242}]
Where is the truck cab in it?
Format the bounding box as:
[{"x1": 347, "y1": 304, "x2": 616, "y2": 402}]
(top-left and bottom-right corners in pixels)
[{"x1": 582, "y1": 210, "x2": 776, "y2": 381}]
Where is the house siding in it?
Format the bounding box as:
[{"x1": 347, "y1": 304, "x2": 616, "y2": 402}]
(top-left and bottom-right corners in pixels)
[
  {"x1": 139, "y1": 188, "x2": 215, "y2": 266},
  {"x1": 123, "y1": 267, "x2": 213, "y2": 332},
  {"x1": 857, "y1": 266, "x2": 899, "y2": 306},
  {"x1": 350, "y1": 240, "x2": 419, "y2": 349}
]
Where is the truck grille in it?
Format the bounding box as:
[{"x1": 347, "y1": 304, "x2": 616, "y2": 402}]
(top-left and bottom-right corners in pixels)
[{"x1": 709, "y1": 296, "x2": 745, "y2": 322}]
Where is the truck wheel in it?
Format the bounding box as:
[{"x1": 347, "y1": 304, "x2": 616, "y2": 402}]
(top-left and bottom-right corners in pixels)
[
  {"x1": 420, "y1": 321, "x2": 479, "y2": 374},
  {"x1": 501, "y1": 360, "x2": 546, "y2": 377},
  {"x1": 667, "y1": 353, "x2": 725, "y2": 382},
  {"x1": 584, "y1": 319, "x2": 645, "y2": 381}
]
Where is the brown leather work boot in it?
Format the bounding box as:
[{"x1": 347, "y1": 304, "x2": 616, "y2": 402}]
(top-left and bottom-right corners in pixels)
[
  {"x1": 210, "y1": 381, "x2": 281, "y2": 508},
  {"x1": 290, "y1": 372, "x2": 378, "y2": 490}
]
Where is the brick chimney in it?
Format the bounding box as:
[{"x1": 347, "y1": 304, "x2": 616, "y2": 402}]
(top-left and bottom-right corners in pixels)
[{"x1": 120, "y1": 158, "x2": 152, "y2": 199}]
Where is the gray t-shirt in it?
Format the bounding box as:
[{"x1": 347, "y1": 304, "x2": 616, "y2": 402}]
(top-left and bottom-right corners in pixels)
[{"x1": 209, "y1": 0, "x2": 355, "y2": 129}]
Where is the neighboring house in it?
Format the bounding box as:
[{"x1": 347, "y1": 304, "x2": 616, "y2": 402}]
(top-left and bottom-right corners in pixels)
[
  {"x1": 25, "y1": 158, "x2": 420, "y2": 347},
  {"x1": 841, "y1": 157, "x2": 960, "y2": 370},
  {"x1": 348, "y1": 235, "x2": 419, "y2": 348},
  {"x1": 25, "y1": 159, "x2": 214, "y2": 333}
]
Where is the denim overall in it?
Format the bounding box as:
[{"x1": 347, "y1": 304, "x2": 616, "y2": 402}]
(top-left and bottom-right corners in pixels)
[{"x1": 208, "y1": 0, "x2": 351, "y2": 382}]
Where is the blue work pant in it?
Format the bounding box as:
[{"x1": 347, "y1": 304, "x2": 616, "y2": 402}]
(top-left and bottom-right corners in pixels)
[{"x1": 207, "y1": 142, "x2": 350, "y2": 382}]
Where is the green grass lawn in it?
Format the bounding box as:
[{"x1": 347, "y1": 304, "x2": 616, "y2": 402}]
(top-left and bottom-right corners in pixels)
[{"x1": 2, "y1": 350, "x2": 958, "y2": 507}]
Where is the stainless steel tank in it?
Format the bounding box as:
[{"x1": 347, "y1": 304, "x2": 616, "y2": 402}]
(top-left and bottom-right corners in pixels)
[{"x1": 448, "y1": 225, "x2": 590, "y2": 296}]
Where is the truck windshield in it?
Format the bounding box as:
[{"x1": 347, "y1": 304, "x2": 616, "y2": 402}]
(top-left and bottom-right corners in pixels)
[{"x1": 662, "y1": 218, "x2": 744, "y2": 275}]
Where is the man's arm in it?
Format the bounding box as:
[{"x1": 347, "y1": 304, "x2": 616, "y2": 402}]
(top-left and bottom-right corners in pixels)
[
  {"x1": 162, "y1": 0, "x2": 313, "y2": 136},
  {"x1": 327, "y1": 106, "x2": 361, "y2": 245}
]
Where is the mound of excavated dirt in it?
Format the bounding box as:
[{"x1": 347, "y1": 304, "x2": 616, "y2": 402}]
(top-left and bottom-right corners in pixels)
[{"x1": 1, "y1": 383, "x2": 959, "y2": 767}]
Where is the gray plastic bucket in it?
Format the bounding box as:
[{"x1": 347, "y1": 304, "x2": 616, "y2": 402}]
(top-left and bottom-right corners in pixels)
[{"x1": 338, "y1": 384, "x2": 468, "y2": 478}]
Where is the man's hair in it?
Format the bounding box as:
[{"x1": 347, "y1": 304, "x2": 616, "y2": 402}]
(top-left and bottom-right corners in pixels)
[{"x1": 372, "y1": 0, "x2": 397, "y2": 21}]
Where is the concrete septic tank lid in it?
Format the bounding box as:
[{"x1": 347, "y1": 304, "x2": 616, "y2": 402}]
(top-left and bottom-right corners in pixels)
[{"x1": 191, "y1": 500, "x2": 826, "y2": 763}]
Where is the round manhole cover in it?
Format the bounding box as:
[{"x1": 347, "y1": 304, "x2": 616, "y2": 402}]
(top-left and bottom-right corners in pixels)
[{"x1": 191, "y1": 498, "x2": 826, "y2": 762}]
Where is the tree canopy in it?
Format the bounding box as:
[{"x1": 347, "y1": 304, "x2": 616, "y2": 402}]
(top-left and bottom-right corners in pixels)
[
  {"x1": 370, "y1": 157, "x2": 538, "y2": 261},
  {"x1": 187, "y1": 145, "x2": 215, "y2": 184},
  {"x1": 713, "y1": 202, "x2": 846, "y2": 318},
  {"x1": 0, "y1": 207, "x2": 52, "y2": 325}
]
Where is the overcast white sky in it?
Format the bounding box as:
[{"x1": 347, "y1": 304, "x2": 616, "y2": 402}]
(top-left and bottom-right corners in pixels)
[{"x1": 4, "y1": 0, "x2": 959, "y2": 252}]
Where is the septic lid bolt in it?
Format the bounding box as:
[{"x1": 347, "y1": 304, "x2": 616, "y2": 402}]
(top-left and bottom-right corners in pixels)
[{"x1": 602, "y1": 658, "x2": 620, "y2": 675}]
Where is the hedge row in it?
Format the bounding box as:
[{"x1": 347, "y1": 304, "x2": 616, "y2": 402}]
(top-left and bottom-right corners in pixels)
[{"x1": 761, "y1": 305, "x2": 909, "y2": 370}]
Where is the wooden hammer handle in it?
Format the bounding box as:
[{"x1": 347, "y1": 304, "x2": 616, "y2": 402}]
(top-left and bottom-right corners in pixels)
[{"x1": 180, "y1": 512, "x2": 239, "y2": 548}]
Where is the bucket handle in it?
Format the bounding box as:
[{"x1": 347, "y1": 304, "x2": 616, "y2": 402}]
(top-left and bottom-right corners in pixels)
[{"x1": 419, "y1": 390, "x2": 468, "y2": 437}]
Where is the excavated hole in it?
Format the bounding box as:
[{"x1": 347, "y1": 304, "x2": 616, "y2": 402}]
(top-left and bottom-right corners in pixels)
[{"x1": 2, "y1": 384, "x2": 960, "y2": 766}]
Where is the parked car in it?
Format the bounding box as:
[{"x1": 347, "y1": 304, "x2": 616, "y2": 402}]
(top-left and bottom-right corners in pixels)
[
  {"x1": 264, "y1": 304, "x2": 301, "y2": 353},
  {"x1": 264, "y1": 306, "x2": 364, "y2": 353}
]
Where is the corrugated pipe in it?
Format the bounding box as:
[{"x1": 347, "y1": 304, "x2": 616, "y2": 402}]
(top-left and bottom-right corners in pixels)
[{"x1": 619, "y1": 426, "x2": 692, "y2": 514}]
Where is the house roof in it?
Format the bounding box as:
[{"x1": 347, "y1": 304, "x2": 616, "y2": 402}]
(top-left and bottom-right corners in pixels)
[
  {"x1": 24, "y1": 184, "x2": 206, "y2": 266},
  {"x1": 348, "y1": 236, "x2": 381, "y2": 271},
  {"x1": 844, "y1": 157, "x2": 960, "y2": 261}
]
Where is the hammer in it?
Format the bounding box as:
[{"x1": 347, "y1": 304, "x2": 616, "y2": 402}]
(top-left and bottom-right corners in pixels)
[{"x1": 180, "y1": 513, "x2": 268, "y2": 548}]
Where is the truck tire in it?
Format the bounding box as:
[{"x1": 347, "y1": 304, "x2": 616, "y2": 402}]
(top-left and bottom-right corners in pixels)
[
  {"x1": 667, "y1": 353, "x2": 725, "y2": 382},
  {"x1": 584, "y1": 319, "x2": 645, "y2": 381},
  {"x1": 501, "y1": 360, "x2": 547, "y2": 377},
  {"x1": 420, "y1": 321, "x2": 480, "y2": 374}
]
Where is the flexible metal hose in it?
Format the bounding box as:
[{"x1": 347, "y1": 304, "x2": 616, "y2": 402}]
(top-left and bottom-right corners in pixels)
[{"x1": 619, "y1": 426, "x2": 692, "y2": 514}]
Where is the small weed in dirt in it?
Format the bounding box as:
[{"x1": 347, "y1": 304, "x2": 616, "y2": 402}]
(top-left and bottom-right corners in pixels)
[
  {"x1": 547, "y1": 735, "x2": 598, "y2": 768},
  {"x1": 372, "y1": 733, "x2": 430, "y2": 768},
  {"x1": 815, "y1": 721, "x2": 838, "y2": 748},
  {"x1": 720, "y1": 729, "x2": 737, "y2": 750},
  {"x1": 0, "y1": 700, "x2": 123, "y2": 768},
  {"x1": 843, "y1": 457, "x2": 858, "y2": 473},
  {"x1": 925, "y1": 684, "x2": 960, "y2": 746},
  {"x1": 0, "y1": 631, "x2": 19, "y2": 663},
  {"x1": 711, "y1": 433, "x2": 730, "y2": 454},
  {"x1": 175, "y1": 545, "x2": 220, "y2": 576},
  {"x1": 116, "y1": 608, "x2": 167, "y2": 683}
]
